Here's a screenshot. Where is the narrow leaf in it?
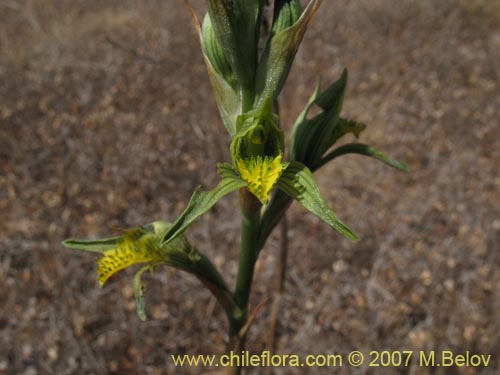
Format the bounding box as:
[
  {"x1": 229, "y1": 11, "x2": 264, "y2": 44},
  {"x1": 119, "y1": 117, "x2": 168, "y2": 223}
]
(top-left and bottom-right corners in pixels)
[
  {"x1": 316, "y1": 143, "x2": 410, "y2": 172},
  {"x1": 277, "y1": 161, "x2": 358, "y2": 241},
  {"x1": 161, "y1": 170, "x2": 246, "y2": 244},
  {"x1": 62, "y1": 236, "x2": 122, "y2": 253}
]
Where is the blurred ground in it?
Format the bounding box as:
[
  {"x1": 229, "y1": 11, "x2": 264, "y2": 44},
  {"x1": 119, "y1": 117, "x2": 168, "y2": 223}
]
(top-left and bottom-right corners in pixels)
[{"x1": 1, "y1": 0, "x2": 499, "y2": 374}]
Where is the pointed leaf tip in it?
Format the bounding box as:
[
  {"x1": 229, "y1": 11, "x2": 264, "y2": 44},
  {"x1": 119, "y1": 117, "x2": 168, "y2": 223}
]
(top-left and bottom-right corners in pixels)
[{"x1": 277, "y1": 161, "x2": 359, "y2": 241}]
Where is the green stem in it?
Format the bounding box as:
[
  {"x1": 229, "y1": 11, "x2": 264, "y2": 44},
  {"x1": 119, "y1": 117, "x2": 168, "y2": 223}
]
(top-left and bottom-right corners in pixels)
[
  {"x1": 188, "y1": 253, "x2": 242, "y2": 331},
  {"x1": 232, "y1": 189, "x2": 262, "y2": 337}
]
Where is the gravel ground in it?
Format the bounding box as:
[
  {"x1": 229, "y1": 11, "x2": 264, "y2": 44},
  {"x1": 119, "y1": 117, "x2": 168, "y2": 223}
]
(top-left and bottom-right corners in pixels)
[{"x1": 1, "y1": 0, "x2": 499, "y2": 374}]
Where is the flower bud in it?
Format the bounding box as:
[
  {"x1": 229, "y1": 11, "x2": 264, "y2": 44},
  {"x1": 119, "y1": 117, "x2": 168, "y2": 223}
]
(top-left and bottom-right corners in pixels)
[
  {"x1": 255, "y1": 0, "x2": 321, "y2": 105},
  {"x1": 201, "y1": 13, "x2": 236, "y2": 87},
  {"x1": 272, "y1": 0, "x2": 303, "y2": 35},
  {"x1": 205, "y1": 0, "x2": 264, "y2": 87}
]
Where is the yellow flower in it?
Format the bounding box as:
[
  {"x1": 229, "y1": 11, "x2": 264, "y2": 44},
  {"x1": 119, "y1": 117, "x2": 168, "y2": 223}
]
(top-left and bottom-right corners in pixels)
[
  {"x1": 236, "y1": 154, "x2": 287, "y2": 204},
  {"x1": 63, "y1": 221, "x2": 194, "y2": 287},
  {"x1": 96, "y1": 229, "x2": 162, "y2": 286}
]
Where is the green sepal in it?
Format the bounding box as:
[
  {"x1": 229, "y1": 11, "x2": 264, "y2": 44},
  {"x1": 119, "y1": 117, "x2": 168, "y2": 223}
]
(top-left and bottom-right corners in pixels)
[
  {"x1": 316, "y1": 143, "x2": 410, "y2": 172},
  {"x1": 62, "y1": 236, "x2": 122, "y2": 253},
  {"x1": 161, "y1": 166, "x2": 246, "y2": 245},
  {"x1": 289, "y1": 69, "x2": 349, "y2": 169},
  {"x1": 255, "y1": 0, "x2": 322, "y2": 105},
  {"x1": 277, "y1": 161, "x2": 358, "y2": 241},
  {"x1": 230, "y1": 98, "x2": 283, "y2": 163}
]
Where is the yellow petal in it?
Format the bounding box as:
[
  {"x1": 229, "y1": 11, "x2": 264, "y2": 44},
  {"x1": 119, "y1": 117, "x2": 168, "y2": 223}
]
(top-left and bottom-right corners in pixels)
[
  {"x1": 97, "y1": 232, "x2": 161, "y2": 287},
  {"x1": 236, "y1": 154, "x2": 286, "y2": 204}
]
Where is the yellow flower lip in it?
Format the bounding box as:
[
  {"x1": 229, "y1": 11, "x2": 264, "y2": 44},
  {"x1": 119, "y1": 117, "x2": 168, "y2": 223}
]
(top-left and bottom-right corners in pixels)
[
  {"x1": 97, "y1": 230, "x2": 161, "y2": 287},
  {"x1": 236, "y1": 154, "x2": 287, "y2": 204}
]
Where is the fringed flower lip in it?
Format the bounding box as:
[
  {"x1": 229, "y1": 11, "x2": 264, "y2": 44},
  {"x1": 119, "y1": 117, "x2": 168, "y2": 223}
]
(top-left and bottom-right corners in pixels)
[{"x1": 236, "y1": 154, "x2": 287, "y2": 204}]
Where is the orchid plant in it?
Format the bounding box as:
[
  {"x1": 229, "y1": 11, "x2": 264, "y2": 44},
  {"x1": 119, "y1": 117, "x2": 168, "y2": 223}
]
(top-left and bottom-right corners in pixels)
[{"x1": 63, "y1": 0, "x2": 408, "y2": 371}]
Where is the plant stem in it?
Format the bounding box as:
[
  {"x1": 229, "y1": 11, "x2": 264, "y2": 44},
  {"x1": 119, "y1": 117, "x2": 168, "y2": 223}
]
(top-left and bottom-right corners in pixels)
[
  {"x1": 231, "y1": 189, "x2": 262, "y2": 336},
  {"x1": 225, "y1": 190, "x2": 261, "y2": 375},
  {"x1": 241, "y1": 86, "x2": 255, "y2": 114},
  {"x1": 190, "y1": 253, "x2": 241, "y2": 326}
]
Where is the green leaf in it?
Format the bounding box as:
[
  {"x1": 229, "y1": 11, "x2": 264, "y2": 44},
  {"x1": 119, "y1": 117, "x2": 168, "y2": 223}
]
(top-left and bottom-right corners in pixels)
[
  {"x1": 289, "y1": 69, "x2": 349, "y2": 168},
  {"x1": 316, "y1": 143, "x2": 410, "y2": 172},
  {"x1": 161, "y1": 167, "x2": 246, "y2": 244},
  {"x1": 277, "y1": 161, "x2": 358, "y2": 241},
  {"x1": 255, "y1": 0, "x2": 322, "y2": 105},
  {"x1": 134, "y1": 265, "x2": 152, "y2": 321},
  {"x1": 62, "y1": 236, "x2": 122, "y2": 253}
]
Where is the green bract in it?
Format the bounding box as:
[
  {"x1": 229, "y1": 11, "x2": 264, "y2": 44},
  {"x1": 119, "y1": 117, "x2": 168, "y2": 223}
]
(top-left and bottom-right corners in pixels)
[
  {"x1": 204, "y1": 0, "x2": 265, "y2": 87},
  {"x1": 202, "y1": 14, "x2": 236, "y2": 88}
]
